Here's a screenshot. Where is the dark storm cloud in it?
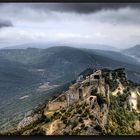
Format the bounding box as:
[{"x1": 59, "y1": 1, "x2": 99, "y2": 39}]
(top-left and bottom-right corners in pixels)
[
  {"x1": 28, "y1": 3, "x2": 140, "y2": 14},
  {"x1": 1, "y1": 3, "x2": 140, "y2": 14},
  {"x1": 30, "y1": 3, "x2": 140, "y2": 25},
  {"x1": 1, "y1": 3, "x2": 140, "y2": 24},
  {"x1": 0, "y1": 20, "x2": 13, "y2": 28},
  {"x1": 20, "y1": 3, "x2": 140, "y2": 25}
]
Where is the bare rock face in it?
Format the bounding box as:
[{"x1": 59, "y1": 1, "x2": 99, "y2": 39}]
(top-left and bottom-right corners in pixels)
[
  {"x1": 128, "y1": 88, "x2": 140, "y2": 113},
  {"x1": 17, "y1": 114, "x2": 42, "y2": 131},
  {"x1": 46, "y1": 119, "x2": 65, "y2": 135},
  {"x1": 134, "y1": 120, "x2": 140, "y2": 131}
]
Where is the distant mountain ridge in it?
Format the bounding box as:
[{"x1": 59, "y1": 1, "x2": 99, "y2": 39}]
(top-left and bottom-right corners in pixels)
[
  {"x1": 124, "y1": 45, "x2": 140, "y2": 53},
  {"x1": 0, "y1": 46, "x2": 140, "y2": 84},
  {"x1": 123, "y1": 45, "x2": 140, "y2": 61},
  {"x1": 1, "y1": 42, "x2": 119, "y2": 51}
]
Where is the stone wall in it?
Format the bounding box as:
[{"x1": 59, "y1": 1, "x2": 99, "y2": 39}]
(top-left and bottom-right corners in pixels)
[{"x1": 45, "y1": 68, "x2": 129, "y2": 114}]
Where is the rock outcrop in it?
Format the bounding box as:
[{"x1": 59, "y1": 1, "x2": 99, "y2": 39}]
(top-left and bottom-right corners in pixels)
[
  {"x1": 17, "y1": 114, "x2": 42, "y2": 131},
  {"x1": 2, "y1": 68, "x2": 140, "y2": 135}
]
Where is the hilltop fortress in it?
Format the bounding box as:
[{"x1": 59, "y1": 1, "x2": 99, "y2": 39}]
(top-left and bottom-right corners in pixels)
[
  {"x1": 46, "y1": 68, "x2": 139, "y2": 113},
  {"x1": 44, "y1": 68, "x2": 140, "y2": 133},
  {"x1": 15, "y1": 68, "x2": 140, "y2": 135}
]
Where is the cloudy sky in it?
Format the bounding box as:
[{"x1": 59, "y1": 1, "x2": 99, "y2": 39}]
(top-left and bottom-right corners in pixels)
[{"x1": 0, "y1": 3, "x2": 140, "y2": 49}]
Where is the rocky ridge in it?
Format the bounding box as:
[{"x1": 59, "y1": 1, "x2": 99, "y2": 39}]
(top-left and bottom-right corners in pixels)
[{"x1": 1, "y1": 68, "x2": 140, "y2": 135}]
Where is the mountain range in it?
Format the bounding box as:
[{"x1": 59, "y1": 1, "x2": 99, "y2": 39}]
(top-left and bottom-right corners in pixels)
[
  {"x1": 123, "y1": 45, "x2": 140, "y2": 62},
  {"x1": 0, "y1": 44, "x2": 140, "y2": 132}
]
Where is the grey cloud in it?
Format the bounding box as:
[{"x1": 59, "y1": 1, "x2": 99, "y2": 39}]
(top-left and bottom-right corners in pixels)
[
  {"x1": 92, "y1": 7, "x2": 140, "y2": 25},
  {"x1": 1, "y1": 3, "x2": 140, "y2": 24},
  {"x1": 26, "y1": 3, "x2": 140, "y2": 14},
  {"x1": 3, "y1": 3, "x2": 140, "y2": 25},
  {"x1": 0, "y1": 20, "x2": 13, "y2": 28},
  {"x1": 2, "y1": 3, "x2": 140, "y2": 14}
]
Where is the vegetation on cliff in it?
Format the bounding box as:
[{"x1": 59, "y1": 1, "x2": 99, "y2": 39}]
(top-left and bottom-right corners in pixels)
[{"x1": 106, "y1": 94, "x2": 138, "y2": 135}]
